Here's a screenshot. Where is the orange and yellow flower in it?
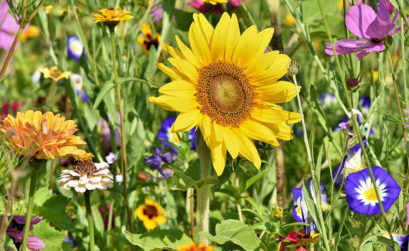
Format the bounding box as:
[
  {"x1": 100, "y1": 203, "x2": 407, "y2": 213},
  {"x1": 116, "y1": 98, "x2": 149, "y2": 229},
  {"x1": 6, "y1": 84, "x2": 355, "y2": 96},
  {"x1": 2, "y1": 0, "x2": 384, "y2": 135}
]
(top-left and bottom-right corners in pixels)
[
  {"x1": 93, "y1": 8, "x2": 133, "y2": 28},
  {"x1": 40, "y1": 66, "x2": 71, "y2": 81},
  {"x1": 137, "y1": 23, "x2": 167, "y2": 54},
  {"x1": 135, "y1": 198, "x2": 166, "y2": 230},
  {"x1": 178, "y1": 242, "x2": 214, "y2": 251},
  {"x1": 0, "y1": 110, "x2": 86, "y2": 159},
  {"x1": 149, "y1": 13, "x2": 301, "y2": 175}
]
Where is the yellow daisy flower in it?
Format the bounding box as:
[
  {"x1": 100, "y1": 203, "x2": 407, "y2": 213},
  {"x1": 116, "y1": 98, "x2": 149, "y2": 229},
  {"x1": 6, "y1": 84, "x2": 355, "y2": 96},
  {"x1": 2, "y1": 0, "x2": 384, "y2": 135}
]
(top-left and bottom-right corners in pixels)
[
  {"x1": 149, "y1": 13, "x2": 301, "y2": 175},
  {"x1": 93, "y1": 8, "x2": 133, "y2": 28},
  {"x1": 203, "y1": 0, "x2": 227, "y2": 4},
  {"x1": 284, "y1": 14, "x2": 296, "y2": 26},
  {"x1": 178, "y1": 242, "x2": 214, "y2": 251},
  {"x1": 40, "y1": 66, "x2": 71, "y2": 82},
  {"x1": 137, "y1": 23, "x2": 167, "y2": 54},
  {"x1": 0, "y1": 110, "x2": 86, "y2": 159},
  {"x1": 135, "y1": 198, "x2": 166, "y2": 230},
  {"x1": 21, "y1": 25, "x2": 40, "y2": 42}
]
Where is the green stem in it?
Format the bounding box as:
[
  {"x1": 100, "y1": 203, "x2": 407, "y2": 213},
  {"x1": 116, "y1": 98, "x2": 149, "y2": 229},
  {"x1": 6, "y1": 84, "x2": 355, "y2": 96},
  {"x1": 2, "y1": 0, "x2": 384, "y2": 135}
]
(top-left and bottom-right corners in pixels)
[
  {"x1": 109, "y1": 30, "x2": 133, "y2": 232},
  {"x1": 84, "y1": 191, "x2": 95, "y2": 251},
  {"x1": 196, "y1": 132, "x2": 211, "y2": 245},
  {"x1": 234, "y1": 173, "x2": 243, "y2": 222},
  {"x1": 47, "y1": 81, "x2": 58, "y2": 110},
  {"x1": 357, "y1": 220, "x2": 368, "y2": 251},
  {"x1": 21, "y1": 167, "x2": 38, "y2": 251}
]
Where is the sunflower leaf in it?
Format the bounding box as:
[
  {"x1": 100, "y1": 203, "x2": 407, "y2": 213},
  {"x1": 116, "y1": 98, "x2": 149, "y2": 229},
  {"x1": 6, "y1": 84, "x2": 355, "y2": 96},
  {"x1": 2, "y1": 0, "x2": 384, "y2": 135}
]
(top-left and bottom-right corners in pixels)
[{"x1": 124, "y1": 229, "x2": 192, "y2": 250}]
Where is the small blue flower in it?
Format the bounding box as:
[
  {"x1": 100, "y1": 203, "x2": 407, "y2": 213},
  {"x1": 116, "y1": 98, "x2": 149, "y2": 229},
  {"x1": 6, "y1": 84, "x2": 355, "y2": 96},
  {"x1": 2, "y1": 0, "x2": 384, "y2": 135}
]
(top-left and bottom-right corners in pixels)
[
  {"x1": 345, "y1": 166, "x2": 400, "y2": 215},
  {"x1": 292, "y1": 179, "x2": 328, "y2": 235},
  {"x1": 144, "y1": 147, "x2": 174, "y2": 179},
  {"x1": 359, "y1": 96, "x2": 371, "y2": 113},
  {"x1": 391, "y1": 234, "x2": 409, "y2": 251},
  {"x1": 67, "y1": 35, "x2": 86, "y2": 61},
  {"x1": 318, "y1": 92, "x2": 336, "y2": 106},
  {"x1": 157, "y1": 117, "x2": 196, "y2": 154},
  {"x1": 333, "y1": 139, "x2": 367, "y2": 187}
]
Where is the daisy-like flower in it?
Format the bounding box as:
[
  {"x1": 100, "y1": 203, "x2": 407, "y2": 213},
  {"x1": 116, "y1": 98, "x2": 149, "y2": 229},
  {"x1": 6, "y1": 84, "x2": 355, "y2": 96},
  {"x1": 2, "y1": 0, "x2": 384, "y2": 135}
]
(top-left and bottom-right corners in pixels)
[
  {"x1": 333, "y1": 139, "x2": 366, "y2": 186},
  {"x1": 0, "y1": 110, "x2": 86, "y2": 159},
  {"x1": 93, "y1": 8, "x2": 133, "y2": 29},
  {"x1": 137, "y1": 23, "x2": 166, "y2": 54},
  {"x1": 345, "y1": 166, "x2": 400, "y2": 215},
  {"x1": 40, "y1": 66, "x2": 71, "y2": 82},
  {"x1": 67, "y1": 35, "x2": 86, "y2": 61},
  {"x1": 292, "y1": 180, "x2": 328, "y2": 235},
  {"x1": 158, "y1": 117, "x2": 196, "y2": 154},
  {"x1": 59, "y1": 153, "x2": 114, "y2": 193},
  {"x1": 149, "y1": 13, "x2": 301, "y2": 175},
  {"x1": 135, "y1": 198, "x2": 167, "y2": 230},
  {"x1": 6, "y1": 215, "x2": 45, "y2": 251},
  {"x1": 177, "y1": 242, "x2": 214, "y2": 251}
]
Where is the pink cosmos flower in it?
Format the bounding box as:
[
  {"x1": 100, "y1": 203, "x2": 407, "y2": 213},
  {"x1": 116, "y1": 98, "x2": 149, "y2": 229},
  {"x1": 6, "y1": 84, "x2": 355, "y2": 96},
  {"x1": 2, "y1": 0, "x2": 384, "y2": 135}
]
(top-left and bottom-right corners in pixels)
[
  {"x1": 325, "y1": 0, "x2": 406, "y2": 60},
  {"x1": 6, "y1": 215, "x2": 46, "y2": 251},
  {"x1": 0, "y1": 2, "x2": 21, "y2": 50}
]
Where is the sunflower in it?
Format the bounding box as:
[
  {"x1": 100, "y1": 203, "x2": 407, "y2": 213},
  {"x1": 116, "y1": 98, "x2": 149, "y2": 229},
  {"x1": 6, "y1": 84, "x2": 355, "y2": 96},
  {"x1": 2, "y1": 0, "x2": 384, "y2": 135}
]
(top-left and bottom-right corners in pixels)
[
  {"x1": 178, "y1": 242, "x2": 214, "y2": 251},
  {"x1": 135, "y1": 198, "x2": 166, "y2": 230},
  {"x1": 40, "y1": 66, "x2": 71, "y2": 82},
  {"x1": 149, "y1": 13, "x2": 301, "y2": 175},
  {"x1": 93, "y1": 8, "x2": 133, "y2": 28},
  {"x1": 0, "y1": 110, "x2": 86, "y2": 159}
]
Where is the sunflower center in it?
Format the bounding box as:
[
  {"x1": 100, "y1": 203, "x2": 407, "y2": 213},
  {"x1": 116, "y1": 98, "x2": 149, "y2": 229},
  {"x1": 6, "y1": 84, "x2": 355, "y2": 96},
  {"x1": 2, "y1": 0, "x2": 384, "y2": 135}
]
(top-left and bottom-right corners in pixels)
[
  {"x1": 363, "y1": 187, "x2": 377, "y2": 201},
  {"x1": 143, "y1": 205, "x2": 159, "y2": 219},
  {"x1": 196, "y1": 61, "x2": 254, "y2": 127}
]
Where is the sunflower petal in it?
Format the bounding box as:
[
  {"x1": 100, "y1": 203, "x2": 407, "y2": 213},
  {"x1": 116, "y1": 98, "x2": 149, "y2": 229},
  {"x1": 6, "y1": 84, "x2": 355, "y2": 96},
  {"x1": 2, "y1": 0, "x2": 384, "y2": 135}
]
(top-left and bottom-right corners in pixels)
[{"x1": 170, "y1": 109, "x2": 200, "y2": 133}]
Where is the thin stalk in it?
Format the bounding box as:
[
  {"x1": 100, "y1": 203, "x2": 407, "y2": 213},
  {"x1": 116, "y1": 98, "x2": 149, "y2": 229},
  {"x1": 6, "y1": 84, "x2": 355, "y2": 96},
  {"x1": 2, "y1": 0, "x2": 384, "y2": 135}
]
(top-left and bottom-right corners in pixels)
[
  {"x1": 21, "y1": 168, "x2": 38, "y2": 251},
  {"x1": 47, "y1": 81, "x2": 58, "y2": 110},
  {"x1": 84, "y1": 191, "x2": 95, "y2": 251},
  {"x1": 109, "y1": 30, "x2": 132, "y2": 232},
  {"x1": 357, "y1": 220, "x2": 368, "y2": 251},
  {"x1": 196, "y1": 132, "x2": 211, "y2": 245},
  {"x1": 187, "y1": 187, "x2": 195, "y2": 237},
  {"x1": 316, "y1": 0, "x2": 395, "y2": 244},
  {"x1": 107, "y1": 200, "x2": 114, "y2": 247},
  {"x1": 234, "y1": 173, "x2": 243, "y2": 222},
  {"x1": 396, "y1": 0, "x2": 409, "y2": 30}
]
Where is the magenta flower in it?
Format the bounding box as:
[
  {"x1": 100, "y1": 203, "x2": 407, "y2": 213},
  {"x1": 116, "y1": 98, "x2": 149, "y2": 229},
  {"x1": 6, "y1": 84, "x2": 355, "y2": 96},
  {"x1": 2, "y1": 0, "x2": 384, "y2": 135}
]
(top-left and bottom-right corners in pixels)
[
  {"x1": 0, "y1": 2, "x2": 21, "y2": 50},
  {"x1": 6, "y1": 215, "x2": 45, "y2": 251},
  {"x1": 187, "y1": 0, "x2": 244, "y2": 14},
  {"x1": 325, "y1": 0, "x2": 406, "y2": 60},
  {"x1": 149, "y1": 1, "x2": 163, "y2": 23}
]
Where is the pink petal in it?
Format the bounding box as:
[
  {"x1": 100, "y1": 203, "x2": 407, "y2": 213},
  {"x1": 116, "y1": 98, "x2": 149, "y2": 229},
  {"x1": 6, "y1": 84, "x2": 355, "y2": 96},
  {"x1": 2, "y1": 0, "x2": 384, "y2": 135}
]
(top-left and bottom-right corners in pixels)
[
  {"x1": 27, "y1": 235, "x2": 46, "y2": 250},
  {"x1": 325, "y1": 39, "x2": 372, "y2": 56},
  {"x1": 356, "y1": 42, "x2": 385, "y2": 60},
  {"x1": 376, "y1": 0, "x2": 391, "y2": 22},
  {"x1": 365, "y1": 16, "x2": 395, "y2": 39},
  {"x1": 346, "y1": 4, "x2": 377, "y2": 39},
  {"x1": 6, "y1": 229, "x2": 23, "y2": 241}
]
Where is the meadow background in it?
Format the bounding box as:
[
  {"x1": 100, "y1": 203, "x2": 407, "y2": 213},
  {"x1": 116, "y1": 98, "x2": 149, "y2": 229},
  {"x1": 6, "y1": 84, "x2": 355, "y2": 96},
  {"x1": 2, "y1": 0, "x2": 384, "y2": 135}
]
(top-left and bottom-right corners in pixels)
[{"x1": 0, "y1": 0, "x2": 409, "y2": 250}]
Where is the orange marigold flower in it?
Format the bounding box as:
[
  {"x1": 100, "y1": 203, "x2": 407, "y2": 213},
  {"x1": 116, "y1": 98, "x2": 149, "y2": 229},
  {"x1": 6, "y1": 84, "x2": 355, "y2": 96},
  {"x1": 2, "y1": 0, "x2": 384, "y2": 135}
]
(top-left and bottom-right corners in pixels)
[
  {"x1": 0, "y1": 110, "x2": 86, "y2": 159},
  {"x1": 93, "y1": 8, "x2": 133, "y2": 28},
  {"x1": 177, "y1": 242, "x2": 214, "y2": 251}
]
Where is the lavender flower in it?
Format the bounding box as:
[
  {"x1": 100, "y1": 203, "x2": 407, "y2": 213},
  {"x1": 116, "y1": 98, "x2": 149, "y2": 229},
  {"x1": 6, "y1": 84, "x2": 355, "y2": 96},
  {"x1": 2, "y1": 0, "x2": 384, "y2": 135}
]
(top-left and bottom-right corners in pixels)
[
  {"x1": 144, "y1": 147, "x2": 174, "y2": 178},
  {"x1": 150, "y1": 1, "x2": 163, "y2": 23},
  {"x1": 6, "y1": 216, "x2": 45, "y2": 251},
  {"x1": 325, "y1": 0, "x2": 408, "y2": 60}
]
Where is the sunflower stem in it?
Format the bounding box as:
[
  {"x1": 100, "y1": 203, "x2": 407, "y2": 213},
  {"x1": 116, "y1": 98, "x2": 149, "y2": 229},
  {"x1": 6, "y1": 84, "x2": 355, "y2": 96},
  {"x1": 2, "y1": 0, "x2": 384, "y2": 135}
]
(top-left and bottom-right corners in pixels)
[
  {"x1": 21, "y1": 164, "x2": 39, "y2": 251},
  {"x1": 196, "y1": 132, "x2": 211, "y2": 245},
  {"x1": 84, "y1": 190, "x2": 95, "y2": 251},
  {"x1": 109, "y1": 30, "x2": 133, "y2": 233}
]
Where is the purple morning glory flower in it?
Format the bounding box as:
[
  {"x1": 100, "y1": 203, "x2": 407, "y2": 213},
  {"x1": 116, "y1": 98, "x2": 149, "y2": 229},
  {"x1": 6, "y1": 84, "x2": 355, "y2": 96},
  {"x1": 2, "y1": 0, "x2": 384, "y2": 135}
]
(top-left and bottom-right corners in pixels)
[
  {"x1": 157, "y1": 117, "x2": 196, "y2": 154},
  {"x1": 6, "y1": 215, "x2": 46, "y2": 251},
  {"x1": 325, "y1": 0, "x2": 407, "y2": 60},
  {"x1": 345, "y1": 166, "x2": 400, "y2": 215},
  {"x1": 292, "y1": 179, "x2": 328, "y2": 235},
  {"x1": 149, "y1": 1, "x2": 163, "y2": 23},
  {"x1": 67, "y1": 35, "x2": 86, "y2": 61},
  {"x1": 144, "y1": 147, "x2": 174, "y2": 179},
  {"x1": 333, "y1": 138, "x2": 367, "y2": 187}
]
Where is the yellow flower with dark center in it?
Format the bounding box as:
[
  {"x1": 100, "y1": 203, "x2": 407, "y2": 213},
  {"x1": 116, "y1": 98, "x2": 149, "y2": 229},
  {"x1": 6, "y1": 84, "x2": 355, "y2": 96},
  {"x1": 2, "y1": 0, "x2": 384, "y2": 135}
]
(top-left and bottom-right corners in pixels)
[
  {"x1": 0, "y1": 110, "x2": 86, "y2": 159},
  {"x1": 203, "y1": 0, "x2": 227, "y2": 4},
  {"x1": 40, "y1": 66, "x2": 71, "y2": 81},
  {"x1": 135, "y1": 198, "x2": 166, "y2": 230},
  {"x1": 137, "y1": 23, "x2": 166, "y2": 54},
  {"x1": 149, "y1": 13, "x2": 301, "y2": 175},
  {"x1": 93, "y1": 8, "x2": 133, "y2": 28},
  {"x1": 177, "y1": 242, "x2": 214, "y2": 251}
]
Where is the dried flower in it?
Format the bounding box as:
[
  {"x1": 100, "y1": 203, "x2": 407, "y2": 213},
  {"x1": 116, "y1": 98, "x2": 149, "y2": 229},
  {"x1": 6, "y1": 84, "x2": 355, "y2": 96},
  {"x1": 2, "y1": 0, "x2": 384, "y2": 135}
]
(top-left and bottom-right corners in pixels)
[{"x1": 59, "y1": 153, "x2": 114, "y2": 193}]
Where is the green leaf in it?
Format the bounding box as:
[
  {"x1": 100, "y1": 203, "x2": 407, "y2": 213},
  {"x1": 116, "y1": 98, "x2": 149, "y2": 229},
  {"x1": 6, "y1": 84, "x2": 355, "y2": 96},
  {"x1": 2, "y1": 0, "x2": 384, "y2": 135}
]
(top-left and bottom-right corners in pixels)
[
  {"x1": 37, "y1": 196, "x2": 77, "y2": 232},
  {"x1": 83, "y1": 103, "x2": 100, "y2": 130},
  {"x1": 31, "y1": 220, "x2": 66, "y2": 251},
  {"x1": 245, "y1": 167, "x2": 271, "y2": 190},
  {"x1": 124, "y1": 229, "x2": 192, "y2": 250},
  {"x1": 93, "y1": 81, "x2": 115, "y2": 109},
  {"x1": 200, "y1": 220, "x2": 260, "y2": 251},
  {"x1": 34, "y1": 187, "x2": 52, "y2": 207}
]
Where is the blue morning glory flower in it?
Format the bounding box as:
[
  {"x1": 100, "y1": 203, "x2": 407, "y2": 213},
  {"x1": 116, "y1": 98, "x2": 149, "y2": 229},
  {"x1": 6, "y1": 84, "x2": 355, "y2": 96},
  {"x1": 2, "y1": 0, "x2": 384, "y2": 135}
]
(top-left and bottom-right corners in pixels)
[
  {"x1": 359, "y1": 96, "x2": 371, "y2": 113},
  {"x1": 345, "y1": 166, "x2": 401, "y2": 215},
  {"x1": 333, "y1": 139, "x2": 367, "y2": 187},
  {"x1": 318, "y1": 92, "x2": 336, "y2": 106},
  {"x1": 67, "y1": 35, "x2": 86, "y2": 61},
  {"x1": 157, "y1": 117, "x2": 196, "y2": 154},
  {"x1": 292, "y1": 179, "x2": 328, "y2": 235},
  {"x1": 391, "y1": 234, "x2": 409, "y2": 251}
]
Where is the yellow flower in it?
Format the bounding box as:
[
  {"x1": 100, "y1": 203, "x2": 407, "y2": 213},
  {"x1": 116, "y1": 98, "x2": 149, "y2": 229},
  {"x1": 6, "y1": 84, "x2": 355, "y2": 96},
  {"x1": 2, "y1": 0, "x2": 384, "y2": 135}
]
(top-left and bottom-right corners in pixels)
[
  {"x1": 0, "y1": 110, "x2": 86, "y2": 159},
  {"x1": 40, "y1": 66, "x2": 71, "y2": 81},
  {"x1": 202, "y1": 0, "x2": 227, "y2": 4},
  {"x1": 135, "y1": 198, "x2": 166, "y2": 230},
  {"x1": 284, "y1": 14, "x2": 296, "y2": 26},
  {"x1": 338, "y1": 0, "x2": 344, "y2": 11},
  {"x1": 137, "y1": 23, "x2": 166, "y2": 54},
  {"x1": 177, "y1": 242, "x2": 214, "y2": 251},
  {"x1": 93, "y1": 8, "x2": 133, "y2": 28},
  {"x1": 45, "y1": 5, "x2": 54, "y2": 14},
  {"x1": 21, "y1": 26, "x2": 40, "y2": 42},
  {"x1": 149, "y1": 13, "x2": 301, "y2": 175}
]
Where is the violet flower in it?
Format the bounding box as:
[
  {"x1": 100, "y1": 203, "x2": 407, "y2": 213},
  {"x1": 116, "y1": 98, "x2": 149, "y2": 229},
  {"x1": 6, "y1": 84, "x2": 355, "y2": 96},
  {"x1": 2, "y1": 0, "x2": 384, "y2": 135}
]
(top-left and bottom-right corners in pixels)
[
  {"x1": 149, "y1": 1, "x2": 163, "y2": 23},
  {"x1": 144, "y1": 147, "x2": 174, "y2": 178},
  {"x1": 325, "y1": 0, "x2": 406, "y2": 60},
  {"x1": 6, "y1": 215, "x2": 45, "y2": 251}
]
